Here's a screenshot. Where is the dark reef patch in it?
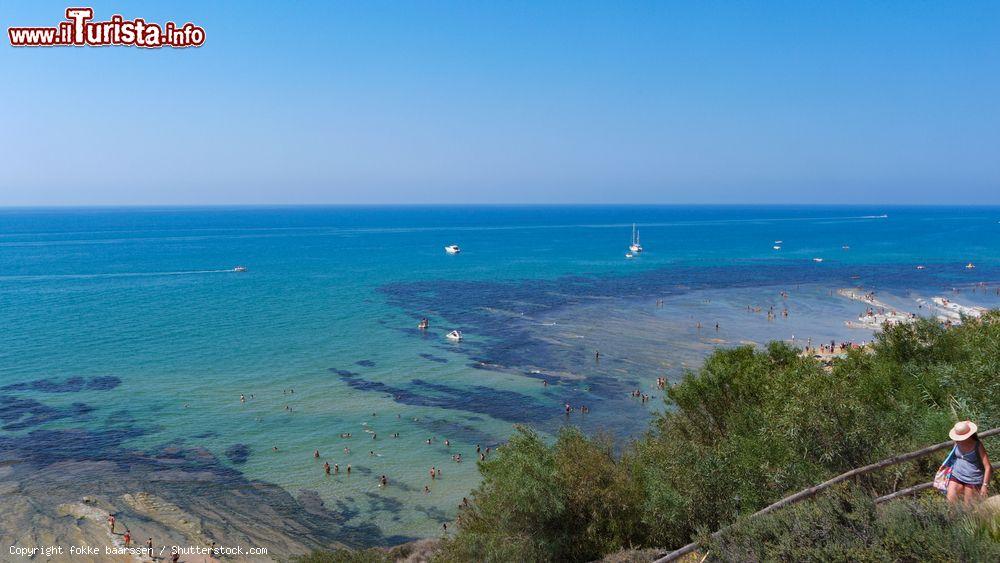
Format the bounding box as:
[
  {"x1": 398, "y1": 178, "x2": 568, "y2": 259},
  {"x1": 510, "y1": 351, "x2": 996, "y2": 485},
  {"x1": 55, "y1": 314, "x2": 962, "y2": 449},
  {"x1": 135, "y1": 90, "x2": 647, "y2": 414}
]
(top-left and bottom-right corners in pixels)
[
  {"x1": 85, "y1": 376, "x2": 123, "y2": 390},
  {"x1": 412, "y1": 379, "x2": 542, "y2": 425},
  {"x1": 332, "y1": 371, "x2": 547, "y2": 423},
  {"x1": 362, "y1": 491, "x2": 405, "y2": 515},
  {"x1": 414, "y1": 504, "x2": 451, "y2": 523},
  {"x1": 419, "y1": 353, "x2": 448, "y2": 363},
  {"x1": 225, "y1": 443, "x2": 251, "y2": 464},
  {"x1": 0, "y1": 395, "x2": 93, "y2": 431},
  {"x1": 355, "y1": 360, "x2": 377, "y2": 368},
  {"x1": 329, "y1": 368, "x2": 359, "y2": 377},
  {"x1": 412, "y1": 417, "x2": 499, "y2": 448},
  {"x1": 2, "y1": 376, "x2": 121, "y2": 393}
]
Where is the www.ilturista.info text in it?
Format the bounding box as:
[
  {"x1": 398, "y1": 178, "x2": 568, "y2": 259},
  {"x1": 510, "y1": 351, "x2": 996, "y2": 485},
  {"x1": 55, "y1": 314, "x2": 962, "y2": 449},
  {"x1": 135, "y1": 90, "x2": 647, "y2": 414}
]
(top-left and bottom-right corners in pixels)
[{"x1": 8, "y1": 8, "x2": 205, "y2": 48}]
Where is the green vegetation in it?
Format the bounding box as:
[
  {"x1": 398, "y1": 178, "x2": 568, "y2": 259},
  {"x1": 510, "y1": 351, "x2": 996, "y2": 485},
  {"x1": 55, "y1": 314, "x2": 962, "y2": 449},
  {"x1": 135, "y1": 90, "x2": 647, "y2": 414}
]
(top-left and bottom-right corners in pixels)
[
  {"x1": 437, "y1": 313, "x2": 1000, "y2": 561},
  {"x1": 710, "y1": 486, "x2": 1000, "y2": 562},
  {"x1": 294, "y1": 549, "x2": 391, "y2": 563},
  {"x1": 293, "y1": 539, "x2": 440, "y2": 563}
]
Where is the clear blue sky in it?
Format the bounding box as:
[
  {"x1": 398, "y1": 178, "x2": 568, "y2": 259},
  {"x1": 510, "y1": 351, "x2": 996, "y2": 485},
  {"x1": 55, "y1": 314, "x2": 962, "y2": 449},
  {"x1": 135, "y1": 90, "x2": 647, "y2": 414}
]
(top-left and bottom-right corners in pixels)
[{"x1": 1, "y1": 1, "x2": 998, "y2": 205}]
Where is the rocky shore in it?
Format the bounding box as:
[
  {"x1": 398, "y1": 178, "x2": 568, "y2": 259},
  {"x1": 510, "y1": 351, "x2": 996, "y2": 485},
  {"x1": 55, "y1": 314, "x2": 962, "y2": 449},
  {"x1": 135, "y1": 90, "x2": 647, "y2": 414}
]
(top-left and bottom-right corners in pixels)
[{"x1": 0, "y1": 429, "x2": 385, "y2": 562}]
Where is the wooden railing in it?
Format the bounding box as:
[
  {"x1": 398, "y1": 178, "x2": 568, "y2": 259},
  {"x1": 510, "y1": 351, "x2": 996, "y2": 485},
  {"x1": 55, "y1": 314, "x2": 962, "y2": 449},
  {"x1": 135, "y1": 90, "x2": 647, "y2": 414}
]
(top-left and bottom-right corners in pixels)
[{"x1": 652, "y1": 427, "x2": 1000, "y2": 563}]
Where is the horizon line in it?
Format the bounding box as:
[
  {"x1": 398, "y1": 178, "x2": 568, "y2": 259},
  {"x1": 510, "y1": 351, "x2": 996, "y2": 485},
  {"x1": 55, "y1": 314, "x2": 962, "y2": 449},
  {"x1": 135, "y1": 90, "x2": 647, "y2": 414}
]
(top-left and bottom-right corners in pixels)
[{"x1": 2, "y1": 202, "x2": 1000, "y2": 210}]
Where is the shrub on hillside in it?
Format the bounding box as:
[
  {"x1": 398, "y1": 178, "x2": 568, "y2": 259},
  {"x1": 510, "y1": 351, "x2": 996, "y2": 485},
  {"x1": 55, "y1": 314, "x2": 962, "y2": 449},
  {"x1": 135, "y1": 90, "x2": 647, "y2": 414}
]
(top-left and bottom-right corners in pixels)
[{"x1": 709, "y1": 487, "x2": 1000, "y2": 562}]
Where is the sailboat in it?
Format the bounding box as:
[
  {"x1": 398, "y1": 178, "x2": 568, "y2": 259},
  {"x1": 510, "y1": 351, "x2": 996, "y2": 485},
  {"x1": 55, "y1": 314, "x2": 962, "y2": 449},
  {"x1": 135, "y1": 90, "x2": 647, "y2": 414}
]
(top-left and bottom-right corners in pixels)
[{"x1": 629, "y1": 224, "x2": 643, "y2": 253}]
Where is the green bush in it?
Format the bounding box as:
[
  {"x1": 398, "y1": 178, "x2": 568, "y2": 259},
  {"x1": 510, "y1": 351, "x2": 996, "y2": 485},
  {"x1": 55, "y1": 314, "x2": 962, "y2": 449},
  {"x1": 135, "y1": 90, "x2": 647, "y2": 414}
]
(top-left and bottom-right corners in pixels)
[
  {"x1": 709, "y1": 487, "x2": 1000, "y2": 562},
  {"x1": 293, "y1": 548, "x2": 390, "y2": 563},
  {"x1": 436, "y1": 426, "x2": 644, "y2": 562}
]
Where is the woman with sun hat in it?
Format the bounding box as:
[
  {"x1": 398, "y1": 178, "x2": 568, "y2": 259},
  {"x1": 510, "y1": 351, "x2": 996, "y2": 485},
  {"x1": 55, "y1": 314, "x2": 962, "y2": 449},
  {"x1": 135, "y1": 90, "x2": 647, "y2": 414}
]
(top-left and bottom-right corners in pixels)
[{"x1": 946, "y1": 420, "x2": 992, "y2": 505}]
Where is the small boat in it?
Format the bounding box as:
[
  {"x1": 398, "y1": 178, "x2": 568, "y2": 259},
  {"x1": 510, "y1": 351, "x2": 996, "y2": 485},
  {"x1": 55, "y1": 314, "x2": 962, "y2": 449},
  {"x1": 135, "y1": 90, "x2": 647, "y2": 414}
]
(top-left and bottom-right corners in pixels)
[
  {"x1": 812, "y1": 258, "x2": 824, "y2": 263},
  {"x1": 842, "y1": 245, "x2": 850, "y2": 250},
  {"x1": 444, "y1": 245, "x2": 461, "y2": 255},
  {"x1": 629, "y1": 224, "x2": 643, "y2": 253},
  {"x1": 446, "y1": 330, "x2": 463, "y2": 341},
  {"x1": 916, "y1": 265, "x2": 926, "y2": 270},
  {"x1": 773, "y1": 245, "x2": 781, "y2": 250},
  {"x1": 233, "y1": 265, "x2": 247, "y2": 272},
  {"x1": 774, "y1": 240, "x2": 783, "y2": 244},
  {"x1": 625, "y1": 252, "x2": 634, "y2": 259},
  {"x1": 966, "y1": 262, "x2": 976, "y2": 269}
]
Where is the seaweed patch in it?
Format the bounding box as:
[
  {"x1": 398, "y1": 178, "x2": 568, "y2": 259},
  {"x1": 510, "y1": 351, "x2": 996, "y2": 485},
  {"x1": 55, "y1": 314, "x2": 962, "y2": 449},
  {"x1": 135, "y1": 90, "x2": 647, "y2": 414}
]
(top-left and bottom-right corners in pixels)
[
  {"x1": 419, "y1": 353, "x2": 448, "y2": 363},
  {"x1": 2, "y1": 376, "x2": 122, "y2": 393},
  {"x1": 224, "y1": 443, "x2": 251, "y2": 464}
]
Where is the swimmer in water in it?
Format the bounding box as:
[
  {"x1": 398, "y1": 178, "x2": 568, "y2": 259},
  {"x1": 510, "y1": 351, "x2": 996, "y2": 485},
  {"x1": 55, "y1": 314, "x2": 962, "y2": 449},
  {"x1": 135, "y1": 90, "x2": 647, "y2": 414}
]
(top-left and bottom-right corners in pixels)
[
  {"x1": 324, "y1": 462, "x2": 331, "y2": 475},
  {"x1": 314, "y1": 450, "x2": 320, "y2": 459}
]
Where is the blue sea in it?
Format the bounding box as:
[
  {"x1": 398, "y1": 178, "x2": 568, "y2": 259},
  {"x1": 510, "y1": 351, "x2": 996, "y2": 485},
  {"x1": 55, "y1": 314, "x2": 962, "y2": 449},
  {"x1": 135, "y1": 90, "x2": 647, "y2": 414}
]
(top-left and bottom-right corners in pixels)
[{"x1": 1, "y1": 205, "x2": 999, "y2": 546}]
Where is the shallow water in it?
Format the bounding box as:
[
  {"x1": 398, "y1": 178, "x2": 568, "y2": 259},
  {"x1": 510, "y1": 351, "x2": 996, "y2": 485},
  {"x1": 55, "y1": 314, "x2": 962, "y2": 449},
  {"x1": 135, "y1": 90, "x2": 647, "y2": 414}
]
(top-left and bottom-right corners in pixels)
[{"x1": 1, "y1": 205, "x2": 998, "y2": 544}]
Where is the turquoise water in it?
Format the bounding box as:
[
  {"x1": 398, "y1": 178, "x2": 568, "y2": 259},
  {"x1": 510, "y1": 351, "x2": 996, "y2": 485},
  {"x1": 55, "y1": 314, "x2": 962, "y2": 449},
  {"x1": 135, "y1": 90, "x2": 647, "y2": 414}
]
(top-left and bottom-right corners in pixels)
[{"x1": 1, "y1": 205, "x2": 999, "y2": 544}]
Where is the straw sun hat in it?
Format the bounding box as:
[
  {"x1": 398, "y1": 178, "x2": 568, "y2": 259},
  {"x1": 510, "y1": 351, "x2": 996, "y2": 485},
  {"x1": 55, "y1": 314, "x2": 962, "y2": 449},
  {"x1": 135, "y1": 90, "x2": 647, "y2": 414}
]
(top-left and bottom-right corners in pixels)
[{"x1": 949, "y1": 420, "x2": 978, "y2": 441}]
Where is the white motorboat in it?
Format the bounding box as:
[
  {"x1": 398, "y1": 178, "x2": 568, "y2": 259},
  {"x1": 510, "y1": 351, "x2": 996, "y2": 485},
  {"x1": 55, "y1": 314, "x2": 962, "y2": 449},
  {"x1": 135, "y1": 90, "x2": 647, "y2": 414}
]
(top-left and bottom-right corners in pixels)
[
  {"x1": 813, "y1": 257, "x2": 824, "y2": 263},
  {"x1": 773, "y1": 245, "x2": 781, "y2": 250},
  {"x1": 625, "y1": 252, "x2": 634, "y2": 259},
  {"x1": 916, "y1": 265, "x2": 926, "y2": 270},
  {"x1": 444, "y1": 245, "x2": 461, "y2": 255},
  {"x1": 233, "y1": 265, "x2": 247, "y2": 272},
  {"x1": 446, "y1": 330, "x2": 463, "y2": 341},
  {"x1": 966, "y1": 262, "x2": 976, "y2": 269},
  {"x1": 629, "y1": 224, "x2": 643, "y2": 253}
]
